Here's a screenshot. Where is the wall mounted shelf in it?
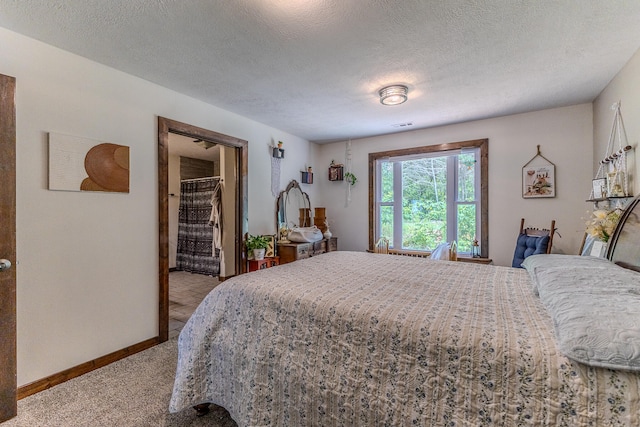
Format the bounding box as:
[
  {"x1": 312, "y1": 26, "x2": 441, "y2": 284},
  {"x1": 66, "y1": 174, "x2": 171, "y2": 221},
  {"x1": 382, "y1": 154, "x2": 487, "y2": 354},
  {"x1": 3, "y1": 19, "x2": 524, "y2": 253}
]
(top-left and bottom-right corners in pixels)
[
  {"x1": 329, "y1": 164, "x2": 344, "y2": 181},
  {"x1": 301, "y1": 171, "x2": 313, "y2": 184},
  {"x1": 586, "y1": 196, "x2": 634, "y2": 210}
]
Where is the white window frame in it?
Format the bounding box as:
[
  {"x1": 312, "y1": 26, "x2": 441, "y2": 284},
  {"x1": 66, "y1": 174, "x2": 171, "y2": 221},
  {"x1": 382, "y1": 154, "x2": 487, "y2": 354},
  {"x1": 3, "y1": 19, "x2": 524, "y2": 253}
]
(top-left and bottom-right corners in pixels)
[{"x1": 369, "y1": 139, "x2": 488, "y2": 257}]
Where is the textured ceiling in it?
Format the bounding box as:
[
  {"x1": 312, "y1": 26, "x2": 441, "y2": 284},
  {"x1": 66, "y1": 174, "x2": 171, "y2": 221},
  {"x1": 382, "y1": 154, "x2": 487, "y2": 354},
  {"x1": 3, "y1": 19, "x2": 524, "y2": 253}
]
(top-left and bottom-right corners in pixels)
[{"x1": 1, "y1": 1, "x2": 639, "y2": 143}]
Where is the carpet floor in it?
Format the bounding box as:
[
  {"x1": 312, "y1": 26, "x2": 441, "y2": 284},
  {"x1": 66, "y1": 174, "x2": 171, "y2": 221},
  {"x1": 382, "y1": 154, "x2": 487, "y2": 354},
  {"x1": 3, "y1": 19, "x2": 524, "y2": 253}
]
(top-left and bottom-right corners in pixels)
[{"x1": 1, "y1": 338, "x2": 237, "y2": 427}]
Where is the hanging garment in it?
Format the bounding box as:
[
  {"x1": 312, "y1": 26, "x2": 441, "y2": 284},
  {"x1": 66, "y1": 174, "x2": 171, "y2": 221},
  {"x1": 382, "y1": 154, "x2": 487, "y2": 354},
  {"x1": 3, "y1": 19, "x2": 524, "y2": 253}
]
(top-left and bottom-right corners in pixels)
[{"x1": 210, "y1": 180, "x2": 224, "y2": 277}]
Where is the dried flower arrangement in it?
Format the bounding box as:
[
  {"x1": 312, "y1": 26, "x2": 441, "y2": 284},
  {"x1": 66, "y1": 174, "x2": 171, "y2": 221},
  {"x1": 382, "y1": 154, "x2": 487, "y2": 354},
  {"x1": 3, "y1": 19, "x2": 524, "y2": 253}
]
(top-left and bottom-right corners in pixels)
[{"x1": 585, "y1": 208, "x2": 623, "y2": 242}]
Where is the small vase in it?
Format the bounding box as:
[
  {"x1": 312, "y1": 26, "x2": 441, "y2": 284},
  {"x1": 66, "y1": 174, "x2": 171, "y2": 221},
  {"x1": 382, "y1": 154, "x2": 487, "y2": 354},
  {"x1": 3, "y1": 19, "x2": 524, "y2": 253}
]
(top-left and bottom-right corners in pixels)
[
  {"x1": 253, "y1": 248, "x2": 265, "y2": 260},
  {"x1": 323, "y1": 229, "x2": 332, "y2": 239}
]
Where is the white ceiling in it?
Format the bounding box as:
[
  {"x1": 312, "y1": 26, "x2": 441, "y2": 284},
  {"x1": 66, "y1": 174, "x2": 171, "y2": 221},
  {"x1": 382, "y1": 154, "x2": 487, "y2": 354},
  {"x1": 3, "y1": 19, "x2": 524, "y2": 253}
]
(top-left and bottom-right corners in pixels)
[{"x1": 1, "y1": 1, "x2": 639, "y2": 143}]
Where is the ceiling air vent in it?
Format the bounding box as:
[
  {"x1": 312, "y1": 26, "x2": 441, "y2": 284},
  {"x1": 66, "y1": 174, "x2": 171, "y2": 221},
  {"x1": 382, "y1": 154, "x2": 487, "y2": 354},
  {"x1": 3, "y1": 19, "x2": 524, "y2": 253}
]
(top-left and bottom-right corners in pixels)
[{"x1": 391, "y1": 122, "x2": 413, "y2": 129}]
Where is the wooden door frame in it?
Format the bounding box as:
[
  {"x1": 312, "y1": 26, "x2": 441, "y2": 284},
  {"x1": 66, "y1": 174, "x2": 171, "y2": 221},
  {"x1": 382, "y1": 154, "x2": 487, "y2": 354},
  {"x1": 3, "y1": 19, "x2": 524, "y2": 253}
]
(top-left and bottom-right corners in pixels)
[
  {"x1": 0, "y1": 74, "x2": 17, "y2": 422},
  {"x1": 157, "y1": 117, "x2": 248, "y2": 342}
]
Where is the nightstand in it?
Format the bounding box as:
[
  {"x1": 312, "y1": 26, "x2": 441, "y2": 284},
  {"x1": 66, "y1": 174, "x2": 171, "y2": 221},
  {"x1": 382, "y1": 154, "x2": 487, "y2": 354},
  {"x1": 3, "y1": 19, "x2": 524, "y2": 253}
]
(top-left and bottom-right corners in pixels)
[{"x1": 248, "y1": 256, "x2": 280, "y2": 272}]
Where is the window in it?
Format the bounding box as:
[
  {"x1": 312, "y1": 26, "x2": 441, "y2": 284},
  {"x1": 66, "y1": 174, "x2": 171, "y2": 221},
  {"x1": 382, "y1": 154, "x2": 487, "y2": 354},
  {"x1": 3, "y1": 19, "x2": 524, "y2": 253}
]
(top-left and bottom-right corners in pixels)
[{"x1": 369, "y1": 139, "x2": 488, "y2": 257}]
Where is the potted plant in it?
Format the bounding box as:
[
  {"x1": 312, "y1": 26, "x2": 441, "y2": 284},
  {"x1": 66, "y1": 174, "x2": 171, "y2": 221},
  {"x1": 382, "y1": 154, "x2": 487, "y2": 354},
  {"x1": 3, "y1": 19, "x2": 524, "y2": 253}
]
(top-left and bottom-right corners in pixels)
[
  {"x1": 246, "y1": 234, "x2": 270, "y2": 260},
  {"x1": 344, "y1": 172, "x2": 357, "y2": 186}
]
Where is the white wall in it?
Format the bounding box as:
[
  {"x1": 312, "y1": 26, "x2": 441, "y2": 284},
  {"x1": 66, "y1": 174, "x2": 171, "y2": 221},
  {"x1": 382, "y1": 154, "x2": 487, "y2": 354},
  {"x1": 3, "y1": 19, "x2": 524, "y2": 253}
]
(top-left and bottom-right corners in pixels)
[
  {"x1": 316, "y1": 105, "x2": 594, "y2": 267},
  {"x1": 0, "y1": 27, "x2": 313, "y2": 386},
  {"x1": 593, "y1": 47, "x2": 640, "y2": 196}
]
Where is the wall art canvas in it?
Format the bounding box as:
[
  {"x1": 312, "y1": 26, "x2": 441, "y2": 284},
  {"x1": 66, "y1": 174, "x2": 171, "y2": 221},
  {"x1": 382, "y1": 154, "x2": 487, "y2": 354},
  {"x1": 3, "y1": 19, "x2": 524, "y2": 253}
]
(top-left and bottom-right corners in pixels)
[
  {"x1": 49, "y1": 133, "x2": 130, "y2": 193},
  {"x1": 522, "y1": 163, "x2": 555, "y2": 198},
  {"x1": 522, "y1": 145, "x2": 556, "y2": 199}
]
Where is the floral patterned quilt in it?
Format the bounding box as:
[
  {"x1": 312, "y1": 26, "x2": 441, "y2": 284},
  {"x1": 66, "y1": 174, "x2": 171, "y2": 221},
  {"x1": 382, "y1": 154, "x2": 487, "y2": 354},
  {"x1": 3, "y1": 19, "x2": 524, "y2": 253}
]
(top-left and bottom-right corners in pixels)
[{"x1": 169, "y1": 251, "x2": 640, "y2": 426}]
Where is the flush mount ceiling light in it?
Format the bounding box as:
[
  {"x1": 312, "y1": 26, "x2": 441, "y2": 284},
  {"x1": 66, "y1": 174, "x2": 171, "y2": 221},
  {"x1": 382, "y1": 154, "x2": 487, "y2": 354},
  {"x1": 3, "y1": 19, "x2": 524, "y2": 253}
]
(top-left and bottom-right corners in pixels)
[
  {"x1": 193, "y1": 139, "x2": 216, "y2": 149},
  {"x1": 379, "y1": 85, "x2": 408, "y2": 106}
]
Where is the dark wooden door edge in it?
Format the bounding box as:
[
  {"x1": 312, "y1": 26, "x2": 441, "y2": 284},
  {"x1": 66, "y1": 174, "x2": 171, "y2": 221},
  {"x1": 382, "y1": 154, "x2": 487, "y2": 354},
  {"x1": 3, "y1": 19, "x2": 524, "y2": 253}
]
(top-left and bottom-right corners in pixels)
[
  {"x1": 0, "y1": 73, "x2": 17, "y2": 422},
  {"x1": 17, "y1": 337, "x2": 160, "y2": 399}
]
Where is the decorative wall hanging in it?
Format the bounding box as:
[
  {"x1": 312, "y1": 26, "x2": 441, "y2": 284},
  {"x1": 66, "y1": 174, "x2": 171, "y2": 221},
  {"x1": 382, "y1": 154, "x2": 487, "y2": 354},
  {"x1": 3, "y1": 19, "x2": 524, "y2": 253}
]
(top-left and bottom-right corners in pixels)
[
  {"x1": 589, "y1": 101, "x2": 632, "y2": 202},
  {"x1": 522, "y1": 145, "x2": 555, "y2": 198},
  {"x1": 328, "y1": 160, "x2": 344, "y2": 181},
  {"x1": 49, "y1": 132, "x2": 130, "y2": 193},
  {"x1": 345, "y1": 140, "x2": 353, "y2": 206},
  {"x1": 270, "y1": 141, "x2": 282, "y2": 197},
  {"x1": 271, "y1": 157, "x2": 282, "y2": 197}
]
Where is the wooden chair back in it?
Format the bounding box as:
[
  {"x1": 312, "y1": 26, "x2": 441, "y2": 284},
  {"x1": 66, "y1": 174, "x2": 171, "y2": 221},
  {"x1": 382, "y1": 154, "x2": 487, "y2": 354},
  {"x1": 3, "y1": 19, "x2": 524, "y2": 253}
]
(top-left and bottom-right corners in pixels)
[{"x1": 519, "y1": 218, "x2": 555, "y2": 254}]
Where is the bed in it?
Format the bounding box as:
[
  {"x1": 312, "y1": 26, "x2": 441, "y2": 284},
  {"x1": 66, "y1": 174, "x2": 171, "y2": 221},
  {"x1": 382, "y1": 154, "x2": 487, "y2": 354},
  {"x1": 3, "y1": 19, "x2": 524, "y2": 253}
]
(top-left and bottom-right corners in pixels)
[{"x1": 169, "y1": 198, "x2": 640, "y2": 426}]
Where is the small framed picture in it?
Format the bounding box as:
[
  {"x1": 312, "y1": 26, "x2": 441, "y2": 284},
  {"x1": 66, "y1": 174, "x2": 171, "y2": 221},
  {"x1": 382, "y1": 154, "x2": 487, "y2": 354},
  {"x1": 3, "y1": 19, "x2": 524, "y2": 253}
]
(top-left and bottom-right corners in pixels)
[
  {"x1": 592, "y1": 178, "x2": 607, "y2": 200},
  {"x1": 522, "y1": 163, "x2": 555, "y2": 198},
  {"x1": 262, "y1": 234, "x2": 276, "y2": 257},
  {"x1": 590, "y1": 240, "x2": 607, "y2": 258}
]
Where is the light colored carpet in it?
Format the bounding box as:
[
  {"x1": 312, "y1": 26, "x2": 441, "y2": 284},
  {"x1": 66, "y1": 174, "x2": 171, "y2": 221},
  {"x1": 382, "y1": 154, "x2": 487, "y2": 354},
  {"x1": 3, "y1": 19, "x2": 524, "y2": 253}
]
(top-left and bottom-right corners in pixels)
[{"x1": 1, "y1": 338, "x2": 237, "y2": 427}]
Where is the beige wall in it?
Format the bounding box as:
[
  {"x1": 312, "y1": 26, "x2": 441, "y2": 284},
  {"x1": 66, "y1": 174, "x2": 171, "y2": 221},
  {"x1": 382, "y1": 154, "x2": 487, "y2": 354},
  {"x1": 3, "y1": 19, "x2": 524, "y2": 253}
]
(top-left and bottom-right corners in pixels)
[
  {"x1": 316, "y1": 105, "x2": 594, "y2": 267},
  {"x1": 593, "y1": 47, "x2": 640, "y2": 197},
  {"x1": 0, "y1": 27, "x2": 312, "y2": 386}
]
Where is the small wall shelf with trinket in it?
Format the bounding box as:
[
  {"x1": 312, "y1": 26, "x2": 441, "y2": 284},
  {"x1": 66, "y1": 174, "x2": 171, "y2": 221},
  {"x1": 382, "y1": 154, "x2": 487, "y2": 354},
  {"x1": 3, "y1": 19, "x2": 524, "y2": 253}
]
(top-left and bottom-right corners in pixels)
[
  {"x1": 587, "y1": 101, "x2": 634, "y2": 209},
  {"x1": 301, "y1": 167, "x2": 313, "y2": 184},
  {"x1": 272, "y1": 141, "x2": 285, "y2": 158},
  {"x1": 328, "y1": 161, "x2": 344, "y2": 181}
]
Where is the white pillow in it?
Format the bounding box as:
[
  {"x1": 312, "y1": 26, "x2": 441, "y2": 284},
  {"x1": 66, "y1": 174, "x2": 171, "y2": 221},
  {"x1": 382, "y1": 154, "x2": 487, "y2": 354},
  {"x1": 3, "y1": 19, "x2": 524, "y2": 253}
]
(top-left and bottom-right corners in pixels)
[
  {"x1": 522, "y1": 254, "x2": 612, "y2": 295},
  {"x1": 429, "y1": 242, "x2": 451, "y2": 260},
  {"x1": 533, "y1": 262, "x2": 640, "y2": 371}
]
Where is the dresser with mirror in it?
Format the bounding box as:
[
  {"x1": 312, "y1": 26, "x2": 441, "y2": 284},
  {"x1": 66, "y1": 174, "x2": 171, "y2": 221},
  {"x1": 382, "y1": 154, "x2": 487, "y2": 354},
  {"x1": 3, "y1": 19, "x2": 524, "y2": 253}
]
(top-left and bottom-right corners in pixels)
[{"x1": 275, "y1": 180, "x2": 337, "y2": 264}]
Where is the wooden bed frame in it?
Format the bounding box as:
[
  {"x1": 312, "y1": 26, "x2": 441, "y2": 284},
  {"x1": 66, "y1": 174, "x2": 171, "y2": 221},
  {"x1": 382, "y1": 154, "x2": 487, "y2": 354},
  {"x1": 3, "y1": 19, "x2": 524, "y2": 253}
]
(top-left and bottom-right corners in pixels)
[{"x1": 607, "y1": 195, "x2": 640, "y2": 272}]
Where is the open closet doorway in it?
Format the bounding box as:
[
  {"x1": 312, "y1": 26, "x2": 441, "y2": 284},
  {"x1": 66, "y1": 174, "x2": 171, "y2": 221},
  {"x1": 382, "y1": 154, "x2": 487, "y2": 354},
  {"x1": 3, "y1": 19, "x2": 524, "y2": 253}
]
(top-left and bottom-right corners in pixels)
[{"x1": 158, "y1": 117, "x2": 247, "y2": 342}]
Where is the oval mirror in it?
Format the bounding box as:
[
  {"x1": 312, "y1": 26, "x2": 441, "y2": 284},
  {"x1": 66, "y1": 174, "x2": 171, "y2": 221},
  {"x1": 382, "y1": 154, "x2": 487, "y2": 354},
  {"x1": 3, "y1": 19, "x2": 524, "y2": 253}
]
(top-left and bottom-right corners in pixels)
[{"x1": 276, "y1": 180, "x2": 311, "y2": 231}]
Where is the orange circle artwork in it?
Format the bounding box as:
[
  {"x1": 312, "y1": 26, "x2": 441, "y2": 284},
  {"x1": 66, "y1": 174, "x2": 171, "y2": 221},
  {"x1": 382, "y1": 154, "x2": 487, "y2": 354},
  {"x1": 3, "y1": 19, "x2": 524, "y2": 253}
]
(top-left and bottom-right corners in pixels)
[{"x1": 81, "y1": 143, "x2": 130, "y2": 192}]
